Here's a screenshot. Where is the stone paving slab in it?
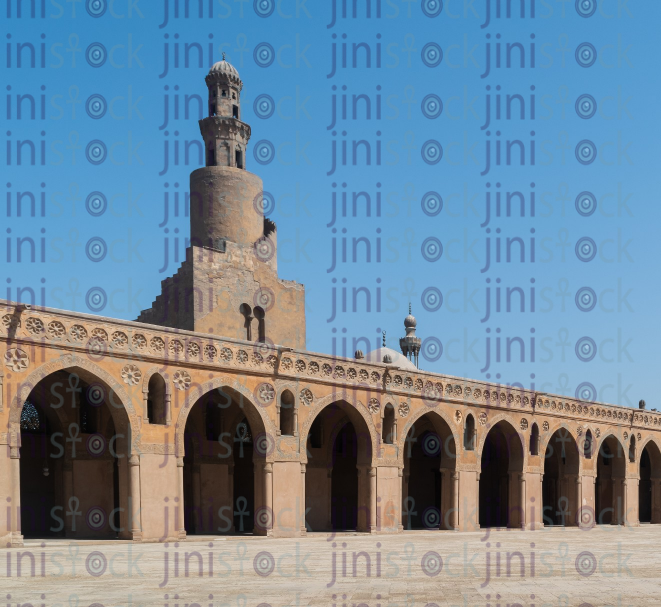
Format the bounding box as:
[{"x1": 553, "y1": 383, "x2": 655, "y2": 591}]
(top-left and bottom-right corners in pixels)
[{"x1": 4, "y1": 527, "x2": 660, "y2": 607}]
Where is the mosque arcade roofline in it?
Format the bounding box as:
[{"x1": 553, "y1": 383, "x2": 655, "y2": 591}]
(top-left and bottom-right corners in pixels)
[{"x1": 0, "y1": 299, "x2": 658, "y2": 431}]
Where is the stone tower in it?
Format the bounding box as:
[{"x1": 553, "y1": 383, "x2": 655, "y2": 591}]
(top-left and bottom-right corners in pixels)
[{"x1": 137, "y1": 59, "x2": 306, "y2": 349}]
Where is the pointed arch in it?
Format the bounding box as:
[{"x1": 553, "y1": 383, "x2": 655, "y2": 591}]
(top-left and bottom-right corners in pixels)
[
  {"x1": 638, "y1": 439, "x2": 661, "y2": 524},
  {"x1": 279, "y1": 389, "x2": 295, "y2": 436},
  {"x1": 398, "y1": 404, "x2": 460, "y2": 459},
  {"x1": 530, "y1": 422, "x2": 540, "y2": 455},
  {"x1": 382, "y1": 403, "x2": 396, "y2": 445},
  {"x1": 593, "y1": 433, "x2": 628, "y2": 525},
  {"x1": 475, "y1": 414, "x2": 527, "y2": 469},
  {"x1": 539, "y1": 420, "x2": 582, "y2": 459},
  {"x1": 8, "y1": 354, "x2": 139, "y2": 443},
  {"x1": 464, "y1": 413, "x2": 476, "y2": 451},
  {"x1": 175, "y1": 376, "x2": 273, "y2": 459},
  {"x1": 10, "y1": 355, "x2": 136, "y2": 541},
  {"x1": 300, "y1": 391, "x2": 379, "y2": 465},
  {"x1": 478, "y1": 418, "x2": 526, "y2": 529}
]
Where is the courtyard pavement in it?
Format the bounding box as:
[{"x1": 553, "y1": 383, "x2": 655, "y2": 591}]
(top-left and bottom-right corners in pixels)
[{"x1": 4, "y1": 526, "x2": 660, "y2": 607}]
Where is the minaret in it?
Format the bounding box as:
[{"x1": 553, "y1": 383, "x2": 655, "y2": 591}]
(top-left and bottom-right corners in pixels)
[
  {"x1": 190, "y1": 55, "x2": 264, "y2": 250},
  {"x1": 399, "y1": 304, "x2": 421, "y2": 368},
  {"x1": 137, "y1": 59, "x2": 305, "y2": 348}
]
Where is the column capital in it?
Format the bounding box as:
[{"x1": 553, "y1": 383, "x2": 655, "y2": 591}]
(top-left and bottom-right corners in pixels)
[
  {"x1": 129, "y1": 454, "x2": 140, "y2": 466},
  {"x1": 300, "y1": 463, "x2": 306, "y2": 473},
  {"x1": 9, "y1": 446, "x2": 20, "y2": 459},
  {"x1": 176, "y1": 456, "x2": 184, "y2": 467},
  {"x1": 264, "y1": 463, "x2": 273, "y2": 473}
]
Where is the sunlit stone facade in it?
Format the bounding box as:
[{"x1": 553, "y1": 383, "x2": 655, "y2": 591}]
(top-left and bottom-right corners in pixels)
[{"x1": 1, "y1": 61, "x2": 659, "y2": 547}]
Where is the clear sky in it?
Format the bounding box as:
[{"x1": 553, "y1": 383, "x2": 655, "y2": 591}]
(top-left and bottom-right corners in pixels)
[{"x1": 2, "y1": 0, "x2": 660, "y2": 409}]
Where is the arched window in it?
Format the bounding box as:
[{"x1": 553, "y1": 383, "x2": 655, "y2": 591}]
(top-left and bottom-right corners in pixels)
[
  {"x1": 254, "y1": 306, "x2": 265, "y2": 342},
  {"x1": 629, "y1": 435, "x2": 636, "y2": 462},
  {"x1": 239, "y1": 303, "x2": 253, "y2": 340},
  {"x1": 147, "y1": 373, "x2": 167, "y2": 425},
  {"x1": 464, "y1": 414, "x2": 475, "y2": 450},
  {"x1": 530, "y1": 423, "x2": 539, "y2": 455},
  {"x1": 382, "y1": 403, "x2": 396, "y2": 445},
  {"x1": 20, "y1": 401, "x2": 43, "y2": 432},
  {"x1": 207, "y1": 144, "x2": 215, "y2": 167},
  {"x1": 584, "y1": 429, "x2": 593, "y2": 459},
  {"x1": 280, "y1": 390, "x2": 295, "y2": 436}
]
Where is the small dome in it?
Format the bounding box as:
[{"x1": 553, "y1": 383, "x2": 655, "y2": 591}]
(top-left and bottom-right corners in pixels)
[
  {"x1": 404, "y1": 313, "x2": 417, "y2": 329},
  {"x1": 209, "y1": 59, "x2": 240, "y2": 79},
  {"x1": 364, "y1": 347, "x2": 417, "y2": 371}
]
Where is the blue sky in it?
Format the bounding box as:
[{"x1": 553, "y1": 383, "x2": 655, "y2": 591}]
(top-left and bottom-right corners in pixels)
[{"x1": 2, "y1": 0, "x2": 660, "y2": 408}]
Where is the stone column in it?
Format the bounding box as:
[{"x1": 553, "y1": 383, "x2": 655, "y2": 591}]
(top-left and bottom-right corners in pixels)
[
  {"x1": 611, "y1": 479, "x2": 618, "y2": 525},
  {"x1": 369, "y1": 466, "x2": 377, "y2": 533},
  {"x1": 10, "y1": 446, "x2": 22, "y2": 546},
  {"x1": 451, "y1": 471, "x2": 459, "y2": 530},
  {"x1": 177, "y1": 457, "x2": 186, "y2": 539},
  {"x1": 575, "y1": 475, "x2": 582, "y2": 527},
  {"x1": 652, "y1": 479, "x2": 661, "y2": 524},
  {"x1": 539, "y1": 474, "x2": 545, "y2": 529},
  {"x1": 439, "y1": 469, "x2": 447, "y2": 529},
  {"x1": 142, "y1": 391, "x2": 149, "y2": 421},
  {"x1": 397, "y1": 468, "x2": 404, "y2": 531},
  {"x1": 165, "y1": 393, "x2": 172, "y2": 425},
  {"x1": 264, "y1": 463, "x2": 273, "y2": 535},
  {"x1": 300, "y1": 463, "x2": 307, "y2": 534},
  {"x1": 293, "y1": 407, "x2": 299, "y2": 438},
  {"x1": 621, "y1": 479, "x2": 627, "y2": 526},
  {"x1": 476, "y1": 472, "x2": 481, "y2": 529},
  {"x1": 192, "y1": 464, "x2": 201, "y2": 533},
  {"x1": 519, "y1": 473, "x2": 526, "y2": 529},
  {"x1": 128, "y1": 455, "x2": 142, "y2": 541},
  {"x1": 327, "y1": 469, "x2": 333, "y2": 530}
]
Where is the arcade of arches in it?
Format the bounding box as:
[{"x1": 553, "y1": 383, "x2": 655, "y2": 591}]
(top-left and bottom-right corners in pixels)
[{"x1": 0, "y1": 329, "x2": 659, "y2": 546}]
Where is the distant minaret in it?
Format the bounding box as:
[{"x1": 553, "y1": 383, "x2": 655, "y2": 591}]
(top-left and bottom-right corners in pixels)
[{"x1": 399, "y1": 304, "x2": 422, "y2": 368}]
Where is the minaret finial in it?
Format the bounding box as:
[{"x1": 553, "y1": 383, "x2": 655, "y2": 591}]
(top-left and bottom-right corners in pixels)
[
  {"x1": 222, "y1": 52, "x2": 226, "y2": 61},
  {"x1": 382, "y1": 330, "x2": 386, "y2": 347},
  {"x1": 409, "y1": 302, "x2": 412, "y2": 314}
]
